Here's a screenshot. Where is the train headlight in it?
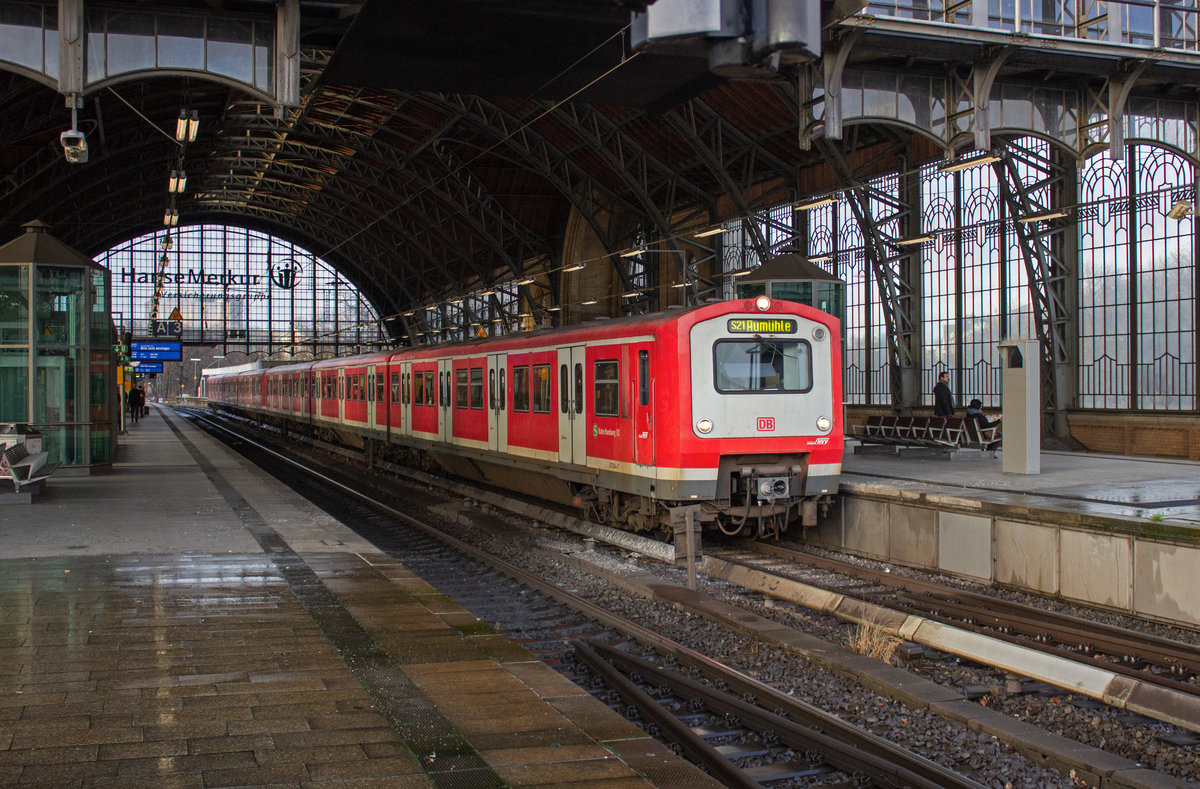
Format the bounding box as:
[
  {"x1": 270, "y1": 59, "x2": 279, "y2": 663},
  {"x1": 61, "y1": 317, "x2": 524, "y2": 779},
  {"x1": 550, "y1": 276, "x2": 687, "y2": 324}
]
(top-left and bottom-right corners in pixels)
[
  {"x1": 696, "y1": 418, "x2": 713, "y2": 434},
  {"x1": 812, "y1": 327, "x2": 826, "y2": 341},
  {"x1": 754, "y1": 295, "x2": 771, "y2": 312},
  {"x1": 816, "y1": 416, "x2": 832, "y2": 432}
]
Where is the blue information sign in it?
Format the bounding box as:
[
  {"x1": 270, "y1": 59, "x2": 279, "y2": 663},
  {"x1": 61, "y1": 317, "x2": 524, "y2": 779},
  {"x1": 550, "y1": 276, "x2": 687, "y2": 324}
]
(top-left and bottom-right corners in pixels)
[
  {"x1": 131, "y1": 340, "x2": 182, "y2": 361},
  {"x1": 135, "y1": 362, "x2": 164, "y2": 373}
]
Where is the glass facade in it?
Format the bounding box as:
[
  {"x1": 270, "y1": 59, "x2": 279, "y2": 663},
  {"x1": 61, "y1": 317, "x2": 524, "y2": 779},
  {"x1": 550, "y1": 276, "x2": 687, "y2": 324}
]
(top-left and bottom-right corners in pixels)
[{"x1": 94, "y1": 225, "x2": 386, "y2": 357}]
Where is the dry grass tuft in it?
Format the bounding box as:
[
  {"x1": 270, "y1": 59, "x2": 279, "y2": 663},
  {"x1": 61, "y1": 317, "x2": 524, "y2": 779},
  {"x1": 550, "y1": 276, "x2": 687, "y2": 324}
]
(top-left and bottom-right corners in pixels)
[{"x1": 848, "y1": 617, "x2": 901, "y2": 663}]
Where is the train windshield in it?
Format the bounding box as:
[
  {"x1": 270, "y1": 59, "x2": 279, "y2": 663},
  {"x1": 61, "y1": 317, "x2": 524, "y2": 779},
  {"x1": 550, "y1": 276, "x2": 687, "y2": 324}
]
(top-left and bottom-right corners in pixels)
[{"x1": 713, "y1": 338, "x2": 812, "y2": 393}]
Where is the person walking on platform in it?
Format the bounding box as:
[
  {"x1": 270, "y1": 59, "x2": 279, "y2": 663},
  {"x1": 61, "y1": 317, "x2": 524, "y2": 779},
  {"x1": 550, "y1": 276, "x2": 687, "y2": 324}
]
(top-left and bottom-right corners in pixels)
[{"x1": 933, "y1": 371, "x2": 954, "y2": 417}]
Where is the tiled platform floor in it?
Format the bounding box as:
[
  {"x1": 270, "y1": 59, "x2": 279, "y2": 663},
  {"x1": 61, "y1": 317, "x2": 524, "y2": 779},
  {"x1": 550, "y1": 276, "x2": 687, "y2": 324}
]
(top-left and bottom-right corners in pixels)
[{"x1": 0, "y1": 408, "x2": 718, "y2": 788}]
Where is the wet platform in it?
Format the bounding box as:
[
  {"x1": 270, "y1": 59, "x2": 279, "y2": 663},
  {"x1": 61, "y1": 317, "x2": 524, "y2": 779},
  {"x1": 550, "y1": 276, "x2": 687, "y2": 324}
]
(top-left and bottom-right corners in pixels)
[
  {"x1": 811, "y1": 443, "x2": 1200, "y2": 629},
  {"x1": 0, "y1": 407, "x2": 718, "y2": 788}
]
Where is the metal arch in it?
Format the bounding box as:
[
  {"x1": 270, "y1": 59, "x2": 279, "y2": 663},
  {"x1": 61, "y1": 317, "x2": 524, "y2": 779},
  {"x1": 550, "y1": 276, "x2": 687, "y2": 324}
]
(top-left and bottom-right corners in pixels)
[
  {"x1": 212, "y1": 88, "x2": 545, "y2": 297},
  {"x1": 816, "y1": 134, "x2": 921, "y2": 407},
  {"x1": 217, "y1": 102, "x2": 554, "y2": 289},
  {"x1": 989, "y1": 144, "x2": 1074, "y2": 434},
  {"x1": 411, "y1": 94, "x2": 644, "y2": 246},
  {"x1": 202, "y1": 133, "x2": 526, "y2": 297}
]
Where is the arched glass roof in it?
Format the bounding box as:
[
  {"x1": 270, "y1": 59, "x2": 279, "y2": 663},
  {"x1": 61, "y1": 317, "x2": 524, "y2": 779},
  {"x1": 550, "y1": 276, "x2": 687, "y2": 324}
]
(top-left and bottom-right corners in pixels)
[{"x1": 94, "y1": 224, "x2": 387, "y2": 358}]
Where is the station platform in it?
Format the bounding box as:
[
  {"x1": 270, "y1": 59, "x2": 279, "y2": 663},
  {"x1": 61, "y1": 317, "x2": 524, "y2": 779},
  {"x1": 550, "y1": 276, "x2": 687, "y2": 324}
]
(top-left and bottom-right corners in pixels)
[
  {"x1": 0, "y1": 407, "x2": 718, "y2": 788},
  {"x1": 816, "y1": 442, "x2": 1200, "y2": 629}
]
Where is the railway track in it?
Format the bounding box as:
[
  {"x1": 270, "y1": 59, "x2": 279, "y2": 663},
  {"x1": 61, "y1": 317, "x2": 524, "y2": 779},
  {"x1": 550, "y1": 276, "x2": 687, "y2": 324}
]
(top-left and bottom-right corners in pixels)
[
  {"x1": 183, "y1": 407, "x2": 991, "y2": 787},
  {"x1": 724, "y1": 540, "x2": 1200, "y2": 688}
]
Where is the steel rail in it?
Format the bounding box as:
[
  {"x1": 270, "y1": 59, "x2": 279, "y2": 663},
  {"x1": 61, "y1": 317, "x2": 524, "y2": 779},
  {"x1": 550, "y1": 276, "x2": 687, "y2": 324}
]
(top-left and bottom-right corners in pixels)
[
  {"x1": 571, "y1": 640, "x2": 761, "y2": 789},
  {"x1": 581, "y1": 639, "x2": 984, "y2": 789},
  {"x1": 745, "y1": 540, "x2": 1200, "y2": 671},
  {"x1": 184, "y1": 408, "x2": 985, "y2": 787}
]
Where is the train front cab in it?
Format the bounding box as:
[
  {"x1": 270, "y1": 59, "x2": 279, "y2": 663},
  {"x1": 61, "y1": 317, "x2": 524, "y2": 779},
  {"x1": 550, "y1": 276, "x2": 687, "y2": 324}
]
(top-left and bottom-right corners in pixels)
[{"x1": 683, "y1": 299, "x2": 843, "y2": 537}]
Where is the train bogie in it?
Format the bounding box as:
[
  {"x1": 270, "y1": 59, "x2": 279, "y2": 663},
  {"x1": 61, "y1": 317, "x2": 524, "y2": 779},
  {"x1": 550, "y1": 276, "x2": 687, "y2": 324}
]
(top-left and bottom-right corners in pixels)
[{"x1": 207, "y1": 298, "x2": 843, "y2": 539}]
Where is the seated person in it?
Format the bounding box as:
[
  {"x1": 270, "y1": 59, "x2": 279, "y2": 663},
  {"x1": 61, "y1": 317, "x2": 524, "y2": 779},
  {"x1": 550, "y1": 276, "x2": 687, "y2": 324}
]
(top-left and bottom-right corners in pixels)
[{"x1": 965, "y1": 398, "x2": 1000, "y2": 450}]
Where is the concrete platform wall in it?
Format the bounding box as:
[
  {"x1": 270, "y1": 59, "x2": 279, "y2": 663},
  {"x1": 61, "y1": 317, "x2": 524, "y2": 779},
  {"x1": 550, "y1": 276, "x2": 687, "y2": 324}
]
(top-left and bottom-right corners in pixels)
[{"x1": 812, "y1": 494, "x2": 1200, "y2": 629}]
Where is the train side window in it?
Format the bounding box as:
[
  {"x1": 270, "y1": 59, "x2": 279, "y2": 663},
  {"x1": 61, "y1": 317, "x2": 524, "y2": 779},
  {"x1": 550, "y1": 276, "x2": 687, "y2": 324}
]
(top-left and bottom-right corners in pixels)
[
  {"x1": 470, "y1": 367, "x2": 484, "y2": 409},
  {"x1": 425, "y1": 371, "x2": 436, "y2": 405},
  {"x1": 339, "y1": 376, "x2": 344, "y2": 401},
  {"x1": 499, "y1": 369, "x2": 506, "y2": 411},
  {"x1": 377, "y1": 373, "x2": 386, "y2": 404},
  {"x1": 639, "y1": 350, "x2": 650, "y2": 406},
  {"x1": 512, "y1": 365, "x2": 530, "y2": 412},
  {"x1": 413, "y1": 372, "x2": 425, "y2": 405},
  {"x1": 574, "y1": 363, "x2": 583, "y2": 414},
  {"x1": 532, "y1": 364, "x2": 551, "y2": 413},
  {"x1": 367, "y1": 374, "x2": 374, "y2": 402},
  {"x1": 559, "y1": 365, "x2": 568, "y2": 413},
  {"x1": 489, "y1": 369, "x2": 496, "y2": 410},
  {"x1": 391, "y1": 372, "x2": 400, "y2": 404},
  {"x1": 455, "y1": 369, "x2": 469, "y2": 409},
  {"x1": 594, "y1": 360, "x2": 619, "y2": 417}
]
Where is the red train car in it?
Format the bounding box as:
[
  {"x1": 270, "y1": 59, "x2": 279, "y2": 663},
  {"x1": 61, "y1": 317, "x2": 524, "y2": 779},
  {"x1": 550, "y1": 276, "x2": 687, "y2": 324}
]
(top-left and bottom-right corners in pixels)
[{"x1": 207, "y1": 297, "x2": 843, "y2": 538}]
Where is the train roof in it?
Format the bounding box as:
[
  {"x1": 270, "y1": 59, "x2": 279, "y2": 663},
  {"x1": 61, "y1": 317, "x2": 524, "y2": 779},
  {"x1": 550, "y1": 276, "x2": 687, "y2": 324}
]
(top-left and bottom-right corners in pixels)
[{"x1": 208, "y1": 298, "x2": 834, "y2": 379}]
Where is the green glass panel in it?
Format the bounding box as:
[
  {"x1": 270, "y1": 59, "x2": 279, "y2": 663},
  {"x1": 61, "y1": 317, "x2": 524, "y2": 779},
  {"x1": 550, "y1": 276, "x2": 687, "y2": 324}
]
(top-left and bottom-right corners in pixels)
[
  {"x1": 90, "y1": 354, "x2": 110, "y2": 422},
  {"x1": 0, "y1": 265, "x2": 29, "y2": 345},
  {"x1": 815, "y1": 283, "x2": 845, "y2": 321},
  {"x1": 35, "y1": 266, "x2": 85, "y2": 346},
  {"x1": 90, "y1": 425, "x2": 111, "y2": 463},
  {"x1": 0, "y1": 347, "x2": 28, "y2": 421},
  {"x1": 734, "y1": 283, "x2": 767, "y2": 299},
  {"x1": 35, "y1": 349, "x2": 78, "y2": 425},
  {"x1": 90, "y1": 269, "x2": 111, "y2": 345},
  {"x1": 771, "y1": 281, "x2": 815, "y2": 304},
  {"x1": 36, "y1": 424, "x2": 83, "y2": 466}
]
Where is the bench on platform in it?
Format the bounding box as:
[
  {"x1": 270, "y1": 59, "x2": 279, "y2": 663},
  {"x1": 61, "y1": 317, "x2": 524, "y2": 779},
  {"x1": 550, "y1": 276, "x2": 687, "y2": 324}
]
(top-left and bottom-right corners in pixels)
[
  {"x1": 3, "y1": 443, "x2": 60, "y2": 493},
  {"x1": 851, "y1": 414, "x2": 1000, "y2": 457}
]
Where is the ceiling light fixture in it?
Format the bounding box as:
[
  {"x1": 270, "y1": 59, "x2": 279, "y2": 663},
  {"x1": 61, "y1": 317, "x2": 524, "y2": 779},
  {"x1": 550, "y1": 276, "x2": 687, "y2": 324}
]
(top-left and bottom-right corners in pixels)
[
  {"x1": 517, "y1": 277, "x2": 535, "y2": 285},
  {"x1": 808, "y1": 254, "x2": 834, "y2": 263},
  {"x1": 895, "y1": 234, "x2": 933, "y2": 246},
  {"x1": 730, "y1": 268, "x2": 755, "y2": 277},
  {"x1": 620, "y1": 247, "x2": 645, "y2": 257},
  {"x1": 562, "y1": 263, "x2": 585, "y2": 272},
  {"x1": 693, "y1": 226, "x2": 724, "y2": 238},
  {"x1": 162, "y1": 208, "x2": 179, "y2": 227},
  {"x1": 168, "y1": 169, "x2": 187, "y2": 194},
  {"x1": 797, "y1": 196, "x2": 835, "y2": 210},
  {"x1": 939, "y1": 153, "x2": 1001, "y2": 173},
  {"x1": 1168, "y1": 200, "x2": 1195, "y2": 220},
  {"x1": 1016, "y1": 210, "x2": 1068, "y2": 224},
  {"x1": 581, "y1": 299, "x2": 597, "y2": 306}
]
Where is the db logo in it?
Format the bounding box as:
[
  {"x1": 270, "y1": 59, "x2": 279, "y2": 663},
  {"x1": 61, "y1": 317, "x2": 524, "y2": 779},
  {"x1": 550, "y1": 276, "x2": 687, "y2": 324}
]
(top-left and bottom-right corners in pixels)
[{"x1": 756, "y1": 417, "x2": 775, "y2": 431}]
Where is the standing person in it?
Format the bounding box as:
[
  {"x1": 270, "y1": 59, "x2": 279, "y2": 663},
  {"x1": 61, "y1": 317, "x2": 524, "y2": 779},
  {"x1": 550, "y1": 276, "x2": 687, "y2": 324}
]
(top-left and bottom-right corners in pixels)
[
  {"x1": 129, "y1": 385, "x2": 141, "y2": 424},
  {"x1": 933, "y1": 371, "x2": 954, "y2": 416},
  {"x1": 136, "y1": 385, "x2": 147, "y2": 418}
]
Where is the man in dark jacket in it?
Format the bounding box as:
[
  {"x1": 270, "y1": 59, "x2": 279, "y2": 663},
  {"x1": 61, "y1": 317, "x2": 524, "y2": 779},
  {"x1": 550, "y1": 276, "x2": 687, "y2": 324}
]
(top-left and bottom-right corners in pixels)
[{"x1": 933, "y1": 371, "x2": 954, "y2": 416}]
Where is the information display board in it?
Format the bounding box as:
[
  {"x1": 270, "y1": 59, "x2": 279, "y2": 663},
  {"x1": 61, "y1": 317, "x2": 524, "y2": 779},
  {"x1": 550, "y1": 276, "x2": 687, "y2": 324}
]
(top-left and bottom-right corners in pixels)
[{"x1": 131, "y1": 340, "x2": 182, "y2": 361}]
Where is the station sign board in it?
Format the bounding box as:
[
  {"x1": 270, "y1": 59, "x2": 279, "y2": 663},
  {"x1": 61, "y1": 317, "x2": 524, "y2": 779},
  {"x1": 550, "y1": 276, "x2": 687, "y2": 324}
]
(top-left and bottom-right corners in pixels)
[
  {"x1": 131, "y1": 340, "x2": 182, "y2": 361},
  {"x1": 135, "y1": 362, "x2": 164, "y2": 374}
]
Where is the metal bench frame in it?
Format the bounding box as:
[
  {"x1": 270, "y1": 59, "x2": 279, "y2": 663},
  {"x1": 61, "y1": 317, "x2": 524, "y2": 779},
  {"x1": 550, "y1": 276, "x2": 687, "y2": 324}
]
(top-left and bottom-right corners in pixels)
[
  {"x1": 3, "y1": 443, "x2": 60, "y2": 492},
  {"x1": 851, "y1": 415, "x2": 999, "y2": 457}
]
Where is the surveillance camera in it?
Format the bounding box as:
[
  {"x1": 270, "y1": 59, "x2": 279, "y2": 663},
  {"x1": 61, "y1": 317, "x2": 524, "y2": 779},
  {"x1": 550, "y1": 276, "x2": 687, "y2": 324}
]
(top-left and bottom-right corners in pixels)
[{"x1": 59, "y1": 130, "x2": 88, "y2": 164}]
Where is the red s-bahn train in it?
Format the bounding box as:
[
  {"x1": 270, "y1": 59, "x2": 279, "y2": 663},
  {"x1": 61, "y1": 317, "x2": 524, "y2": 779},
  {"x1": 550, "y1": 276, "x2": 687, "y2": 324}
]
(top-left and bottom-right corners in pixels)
[{"x1": 206, "y1": 297, "x2": 843, "y2": 538}]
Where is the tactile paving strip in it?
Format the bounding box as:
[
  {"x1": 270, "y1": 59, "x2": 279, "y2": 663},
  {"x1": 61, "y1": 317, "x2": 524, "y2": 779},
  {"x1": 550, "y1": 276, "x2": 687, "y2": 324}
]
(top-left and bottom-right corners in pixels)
[{"x1": 165, "y1": 415, "x2": 505, "y2": 788}]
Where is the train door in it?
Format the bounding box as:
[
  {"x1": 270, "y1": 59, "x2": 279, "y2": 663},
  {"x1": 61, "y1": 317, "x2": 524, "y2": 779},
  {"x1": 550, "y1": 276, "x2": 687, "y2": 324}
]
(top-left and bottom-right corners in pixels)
[
  {"x1": 367, "y1": 364, "x2": 379, "y2": 431},
  {"x1": 338, "y1": 371, "x2": 345, "y2": 423},
  {"x1": 438, "y1": 358, "x2": 451, "y2": 442},
  {"x1": 487, "y1": 353, "x2": 507, "y2": 452},
  {"x1": 634, "y1": 347, "x2": 654, "y2": 465},
  {"x1": 557, "y1": 345, "x2": 587, "y2": 464},
  {"x1": 400, "y1": 361, "x2": 411, "y2": 438}
]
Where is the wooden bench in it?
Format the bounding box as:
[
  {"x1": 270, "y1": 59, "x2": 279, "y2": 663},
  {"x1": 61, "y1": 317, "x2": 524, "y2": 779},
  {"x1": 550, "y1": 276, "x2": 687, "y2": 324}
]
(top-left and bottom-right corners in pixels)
[
  {"x1": 852, "y1": 414, "x2": 999, "y2": 457},
  {"x1": 3, "y1": 443, "x2": 60, "y2": 493}
]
